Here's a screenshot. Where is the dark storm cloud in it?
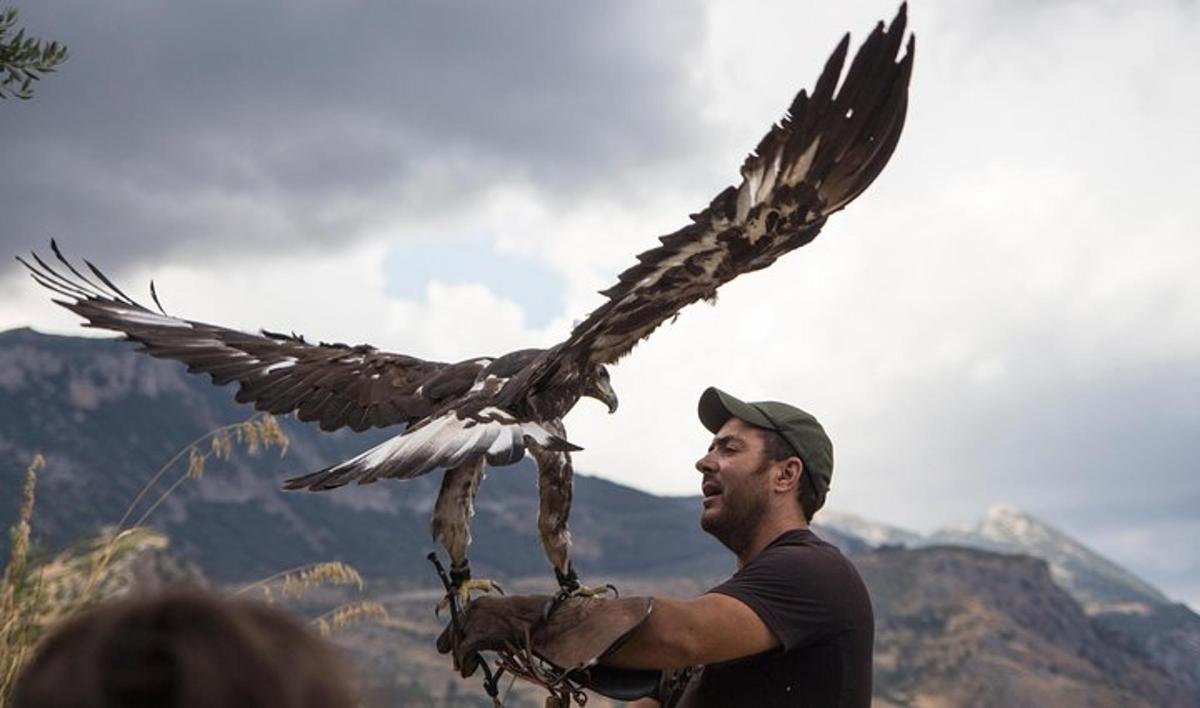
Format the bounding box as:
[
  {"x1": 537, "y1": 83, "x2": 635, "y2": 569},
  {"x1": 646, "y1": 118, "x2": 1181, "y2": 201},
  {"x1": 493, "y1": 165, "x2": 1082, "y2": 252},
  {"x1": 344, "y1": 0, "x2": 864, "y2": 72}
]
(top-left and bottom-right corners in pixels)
[
  {"x1": 886, "y1": 351, "x2": 1200, "y2": 597},
  {"x1": 2, "y1": 1, "x2": 705, "y2": 272},
  {"x1": 875, "y1": 344, "x2": 1198, "y2": 520},
  {"x1": 971, "y1": 360, "x2": 1199, "y2": 526},
  {"x1": 989, "y1": 359, "x2": 1200, "y2": 600},
  {"x1": 839, "y1": 344, "x2": 1200, "y2": 601}
]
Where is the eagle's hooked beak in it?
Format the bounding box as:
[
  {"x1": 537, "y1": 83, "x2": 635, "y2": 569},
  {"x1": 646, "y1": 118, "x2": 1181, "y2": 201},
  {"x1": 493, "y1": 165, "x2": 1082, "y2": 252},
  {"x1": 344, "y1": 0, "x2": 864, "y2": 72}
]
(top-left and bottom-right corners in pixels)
[{"x1": 589, "y1": 377, "x2": 619, "y2": 414}]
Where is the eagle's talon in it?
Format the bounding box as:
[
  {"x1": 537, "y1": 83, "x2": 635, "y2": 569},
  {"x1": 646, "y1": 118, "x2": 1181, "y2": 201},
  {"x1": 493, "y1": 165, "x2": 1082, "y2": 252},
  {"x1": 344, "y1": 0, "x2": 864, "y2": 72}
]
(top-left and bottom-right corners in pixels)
[
  {"x1": 554, "y1": 563, "x2": 617, "y2": 599},
  {"x1": 540, "y1": 579, "x2": 619, "y2": 622},
  {"x1": 436, "y1": 577, "x2": 505, "y2": 615},
  {"x1": 543, "y1": 563, "x2": 619, "y2": 620},
  {"x1": 570, "y1": 582, "x2": 618, "y2": 599}
]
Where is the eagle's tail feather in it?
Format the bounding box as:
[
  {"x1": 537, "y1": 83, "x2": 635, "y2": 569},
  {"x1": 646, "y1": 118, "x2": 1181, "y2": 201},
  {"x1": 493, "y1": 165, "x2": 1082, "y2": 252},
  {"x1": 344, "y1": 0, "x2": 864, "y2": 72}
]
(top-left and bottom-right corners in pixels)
[
  {"x1": 532, "y1": 433, "x2": 582, "y2": 454},
  {"x1": 281, "y1": 466, "x2": 339, "y2": 491}
]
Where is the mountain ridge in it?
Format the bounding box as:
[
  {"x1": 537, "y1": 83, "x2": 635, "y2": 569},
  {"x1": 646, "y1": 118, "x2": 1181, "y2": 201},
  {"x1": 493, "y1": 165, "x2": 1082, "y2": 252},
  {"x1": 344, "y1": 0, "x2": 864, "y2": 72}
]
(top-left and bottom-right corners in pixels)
[{"x1": 929, "y1": 503, "x2": 1169, "y2": 608}]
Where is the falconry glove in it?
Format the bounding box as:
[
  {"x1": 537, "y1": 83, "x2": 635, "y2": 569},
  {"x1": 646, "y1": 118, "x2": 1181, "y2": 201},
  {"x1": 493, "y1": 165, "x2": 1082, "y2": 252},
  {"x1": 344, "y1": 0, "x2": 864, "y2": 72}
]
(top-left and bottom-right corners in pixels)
[{"x1": 437, "y1": 594, "x2": 660, "y2": 701}]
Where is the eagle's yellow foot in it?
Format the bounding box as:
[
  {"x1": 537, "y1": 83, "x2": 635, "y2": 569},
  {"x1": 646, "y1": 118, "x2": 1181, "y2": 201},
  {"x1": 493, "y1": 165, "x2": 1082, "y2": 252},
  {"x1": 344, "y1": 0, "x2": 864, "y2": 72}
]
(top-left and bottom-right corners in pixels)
[
  {"x1": 555, "y1": 562, "x2": 617, "y2": 597},
  {"x1": 565, "y1": 581, "x2": 618, "y2": 599},
  {"x1": 436, "y1": 565, "x2": 503, "y2": 616},
  {"x1": 543, "y1": 564, "x2": 618, "y2": 620}
]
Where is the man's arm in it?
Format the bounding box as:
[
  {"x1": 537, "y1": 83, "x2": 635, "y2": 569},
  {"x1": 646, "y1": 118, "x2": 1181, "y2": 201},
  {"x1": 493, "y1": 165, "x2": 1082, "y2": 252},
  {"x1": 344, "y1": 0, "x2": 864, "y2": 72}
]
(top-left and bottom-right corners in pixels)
[
  {"x1": 438, "y1": 591, "x2": 777, "y2": 695},
  {"x1": 602, "y1": 592, "x2": 778, "y2": 670}
]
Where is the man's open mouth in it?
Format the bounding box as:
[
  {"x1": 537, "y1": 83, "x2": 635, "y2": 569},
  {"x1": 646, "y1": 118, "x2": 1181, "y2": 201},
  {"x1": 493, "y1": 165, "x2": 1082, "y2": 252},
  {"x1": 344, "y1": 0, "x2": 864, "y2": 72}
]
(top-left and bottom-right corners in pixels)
[{"x1": 702, "y1": 480, "x2": 722, "y2": 504}]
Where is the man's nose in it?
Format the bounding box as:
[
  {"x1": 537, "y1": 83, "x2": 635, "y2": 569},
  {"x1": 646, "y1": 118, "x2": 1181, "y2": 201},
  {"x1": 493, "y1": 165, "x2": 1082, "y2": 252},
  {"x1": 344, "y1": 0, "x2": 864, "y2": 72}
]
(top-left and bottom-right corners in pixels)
[{"x1": 696, "y1": 452, "x2": 716, "y2": 474}]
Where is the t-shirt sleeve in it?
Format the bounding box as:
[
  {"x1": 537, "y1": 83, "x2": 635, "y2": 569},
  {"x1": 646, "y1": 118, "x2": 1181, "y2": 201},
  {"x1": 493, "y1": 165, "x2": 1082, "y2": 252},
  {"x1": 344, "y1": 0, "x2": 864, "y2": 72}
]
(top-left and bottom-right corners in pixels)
[{"x1": 708, "y1": 544, "x2": 852, "y2": 653}]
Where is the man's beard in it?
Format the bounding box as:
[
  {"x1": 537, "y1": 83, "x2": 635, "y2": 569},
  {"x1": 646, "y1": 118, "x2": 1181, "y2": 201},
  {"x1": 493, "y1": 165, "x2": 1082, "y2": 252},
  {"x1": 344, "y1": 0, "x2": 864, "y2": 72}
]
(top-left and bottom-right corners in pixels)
[{"x1": 701, "y1": 458, "x2": 772, "y2": 555}]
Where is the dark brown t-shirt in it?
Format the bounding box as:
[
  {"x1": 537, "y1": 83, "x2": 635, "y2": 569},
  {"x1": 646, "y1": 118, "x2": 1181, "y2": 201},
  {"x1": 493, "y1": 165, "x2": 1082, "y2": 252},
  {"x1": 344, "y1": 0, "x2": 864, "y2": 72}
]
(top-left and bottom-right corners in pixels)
[{"x1": 672, "y1": 529, "x2": 874, "y2": 707}]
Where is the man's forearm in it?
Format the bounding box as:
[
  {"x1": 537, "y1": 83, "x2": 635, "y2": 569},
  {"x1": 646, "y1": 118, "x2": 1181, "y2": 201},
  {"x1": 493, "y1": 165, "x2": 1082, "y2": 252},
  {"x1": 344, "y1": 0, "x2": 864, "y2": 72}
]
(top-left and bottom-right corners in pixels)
[
  {"x1": 439, "y1": 592, "x2": 773, "y2": 677},
  {"x1": 603, "y1": 597, "x2": 704, "y2": 669},
  {"x1": 602, "y1": 593, "x2": 778, "y2": 670}
]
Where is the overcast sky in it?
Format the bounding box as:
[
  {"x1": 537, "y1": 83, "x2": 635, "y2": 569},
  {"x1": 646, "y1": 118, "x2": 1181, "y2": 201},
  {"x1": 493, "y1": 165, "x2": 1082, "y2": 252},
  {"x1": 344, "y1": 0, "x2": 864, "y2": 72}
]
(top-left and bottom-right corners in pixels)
[{"x1": 3, "y1": 0, "x2": 1198, "y2": 608}]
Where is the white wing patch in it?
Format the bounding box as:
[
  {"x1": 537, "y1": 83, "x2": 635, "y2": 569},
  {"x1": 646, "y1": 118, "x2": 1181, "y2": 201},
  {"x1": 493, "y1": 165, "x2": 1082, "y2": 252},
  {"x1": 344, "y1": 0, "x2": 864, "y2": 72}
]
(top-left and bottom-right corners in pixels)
[
  {"x1": 469, "y1": 373, "x2": 507, "y2": 394},
  {"x1": 632, "y1": 231, "x2": 721, "y2": 291},
  {"x1": 261, "y1": 357, "x2": 297, "y2": 374},
  {"x1": 783, "y1": 137, "x2": 822, "y2": 188},
  {"x1": 104, "y1": 305, "x2": 192, "y2": 329},
  {"x1": 308, "y1": 407, "x2": 576, "y2": 486},
  {"x1": 738, "y1": 137, "x2": 823, "y2": 236},
  {"x1": 622, "y1": 136, "x2": 825, "y2": 299}
]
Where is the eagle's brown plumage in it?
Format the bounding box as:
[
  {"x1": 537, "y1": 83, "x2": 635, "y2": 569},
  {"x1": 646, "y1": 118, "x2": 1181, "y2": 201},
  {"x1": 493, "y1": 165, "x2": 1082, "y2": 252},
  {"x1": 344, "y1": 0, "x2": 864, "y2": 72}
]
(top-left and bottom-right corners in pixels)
[
  {"x1": 21, "y1": 5, "x2": 915, "y2": 592},
  {"x1": 514, "y1": 7, "x2": 913, "y2": 397}
]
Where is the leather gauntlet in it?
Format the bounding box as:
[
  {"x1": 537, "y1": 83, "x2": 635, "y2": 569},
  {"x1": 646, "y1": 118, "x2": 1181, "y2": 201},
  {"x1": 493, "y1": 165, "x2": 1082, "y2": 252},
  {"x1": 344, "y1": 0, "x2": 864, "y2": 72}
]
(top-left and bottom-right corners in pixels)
[{"x1": 437, "y1": 594, "x2": 659, "y2": 700}]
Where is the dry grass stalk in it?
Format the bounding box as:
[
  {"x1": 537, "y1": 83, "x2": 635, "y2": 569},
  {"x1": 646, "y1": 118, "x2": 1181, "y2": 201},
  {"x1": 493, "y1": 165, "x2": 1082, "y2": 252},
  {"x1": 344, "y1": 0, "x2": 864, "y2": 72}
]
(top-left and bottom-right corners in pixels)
[
  {"x1": 236, "y1": 561, "x2": 364, "y2": 602},
  {"x1": 37, "y1": 529, "x2": 169, "y2": 626},
  {"x1": 237, "y1": 415, "x2": 288, "y2": 457},
  {"x1": 311, "y1": 601, "x2": 389, "y2": 638},
  {"x1": 210, "y1": 428, "x2": 232, "y2": 460},
  {"x1": 1, "y1": 455, "x2": 48, "y2": 702},
  {"x1": 237, "y1": 561, "x2": 388, "y2": 643},
  {"x1": 116, "y1": 413, "x2": 288, "y2": 531},
  {"x1": 291, "y1": 561, "x2": 364, "y2": 594},
  {"x1": 4, "y1": 454, "x2": 43, "y2": 588},
  {"x1": 186, "y1": 447, "x2": 206, "y2": 480},
  {"x1": 236, "y1": 559, "x2": 386, "y2": 639},
  {"x1": 83, "y1": 413, "x2": 289, "y2": 597}
]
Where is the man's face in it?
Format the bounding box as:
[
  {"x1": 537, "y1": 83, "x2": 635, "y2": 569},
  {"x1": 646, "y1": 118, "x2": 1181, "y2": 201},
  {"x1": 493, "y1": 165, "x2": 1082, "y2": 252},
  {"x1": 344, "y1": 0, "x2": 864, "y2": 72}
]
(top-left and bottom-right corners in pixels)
[{"x1": 696, "y1": 417, "x2": 773, "y2": 553}]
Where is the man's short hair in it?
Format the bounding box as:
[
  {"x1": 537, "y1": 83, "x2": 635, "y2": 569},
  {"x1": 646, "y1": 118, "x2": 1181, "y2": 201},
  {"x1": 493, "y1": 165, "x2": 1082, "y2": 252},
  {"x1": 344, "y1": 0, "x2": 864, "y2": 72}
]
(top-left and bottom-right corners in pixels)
[{"x1": 759, "y1": 427, "x2": 826, "y2": 523}]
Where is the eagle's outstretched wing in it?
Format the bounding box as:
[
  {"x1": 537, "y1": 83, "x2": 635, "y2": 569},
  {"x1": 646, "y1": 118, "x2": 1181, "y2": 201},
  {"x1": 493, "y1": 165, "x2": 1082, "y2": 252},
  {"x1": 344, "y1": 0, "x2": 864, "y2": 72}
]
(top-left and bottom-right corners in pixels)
[
  {"x1": 19, "y1": 243, "x2": 481, "y2": 433},
  {"x1": 530, "y1": 5, "x2": 913, "y2": 380}
]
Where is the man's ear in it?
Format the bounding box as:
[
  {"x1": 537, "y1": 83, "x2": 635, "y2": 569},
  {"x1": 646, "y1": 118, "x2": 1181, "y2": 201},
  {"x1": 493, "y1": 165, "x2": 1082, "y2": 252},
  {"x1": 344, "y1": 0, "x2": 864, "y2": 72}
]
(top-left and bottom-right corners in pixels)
[{"x1": 774, "y1": 457, "x2": 804, "y2": 494}]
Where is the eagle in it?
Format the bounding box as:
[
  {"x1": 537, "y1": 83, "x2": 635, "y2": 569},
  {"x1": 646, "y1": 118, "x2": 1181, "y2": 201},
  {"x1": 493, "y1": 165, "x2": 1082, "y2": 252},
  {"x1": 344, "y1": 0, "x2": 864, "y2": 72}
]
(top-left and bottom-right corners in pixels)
[{"x1": 21, "y1": 6, "x2": 913, "y2": 600}]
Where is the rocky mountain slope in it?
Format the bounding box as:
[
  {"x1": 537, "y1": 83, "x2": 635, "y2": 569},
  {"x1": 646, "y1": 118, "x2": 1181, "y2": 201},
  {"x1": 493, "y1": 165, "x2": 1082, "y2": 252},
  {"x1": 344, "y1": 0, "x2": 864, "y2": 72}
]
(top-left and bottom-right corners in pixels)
[
  {"x1": 834, "y1": 503, "x2": 1200, "y2": 699},
  {"x1": 929, "y1": 504, "x2": 1168, "y2": 609},
  {"x1": 860, "y1": 546, "x2": 1191, "y2": 707}
]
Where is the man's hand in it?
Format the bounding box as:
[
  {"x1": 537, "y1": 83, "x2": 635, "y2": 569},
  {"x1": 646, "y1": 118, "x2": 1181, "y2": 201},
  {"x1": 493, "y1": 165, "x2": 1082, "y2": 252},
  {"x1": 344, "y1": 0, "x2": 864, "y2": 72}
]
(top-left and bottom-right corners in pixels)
[
  {"x1": 436, "y1": 595, "x2": 547, "y2": 677},
  {"x1": 436, "y1": 593, "x2": 658, "y2": 696}
]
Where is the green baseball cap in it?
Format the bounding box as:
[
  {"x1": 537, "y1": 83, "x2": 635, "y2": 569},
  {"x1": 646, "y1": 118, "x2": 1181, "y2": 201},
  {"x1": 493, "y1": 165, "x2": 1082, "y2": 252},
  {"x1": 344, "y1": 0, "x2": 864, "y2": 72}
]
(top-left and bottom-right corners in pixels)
[{"x1": 697, "y1": 387, "x2": 834, "y2": 499}]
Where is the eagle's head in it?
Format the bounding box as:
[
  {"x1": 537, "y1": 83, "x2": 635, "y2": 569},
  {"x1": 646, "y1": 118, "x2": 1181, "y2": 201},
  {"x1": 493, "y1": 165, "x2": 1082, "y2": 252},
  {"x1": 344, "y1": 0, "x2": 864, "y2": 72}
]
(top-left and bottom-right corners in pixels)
[{"x1": 583, "y1": 365, "x2": 618, "y2": 414}]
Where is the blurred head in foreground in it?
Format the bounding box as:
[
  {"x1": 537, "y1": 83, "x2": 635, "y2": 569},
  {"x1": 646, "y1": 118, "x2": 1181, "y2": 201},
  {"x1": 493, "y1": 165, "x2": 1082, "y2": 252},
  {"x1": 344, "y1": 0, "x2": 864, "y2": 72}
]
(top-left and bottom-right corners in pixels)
[{"x1": 13, "y1": 590, "x2": 358, "y2": 708}]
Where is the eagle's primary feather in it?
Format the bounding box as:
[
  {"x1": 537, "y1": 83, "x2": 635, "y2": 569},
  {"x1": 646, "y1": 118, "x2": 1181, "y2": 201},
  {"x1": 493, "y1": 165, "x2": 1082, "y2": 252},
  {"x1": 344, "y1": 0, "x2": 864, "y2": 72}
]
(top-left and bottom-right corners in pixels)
[{"x1": 21, "y1": 5, "x2": 915, "y2": 590}]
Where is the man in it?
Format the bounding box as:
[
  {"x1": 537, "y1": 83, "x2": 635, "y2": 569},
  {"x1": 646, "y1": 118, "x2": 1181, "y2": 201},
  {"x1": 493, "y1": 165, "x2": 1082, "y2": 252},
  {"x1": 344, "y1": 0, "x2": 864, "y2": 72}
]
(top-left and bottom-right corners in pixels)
[{"x1": 443, "y1": 387, "x2": 874, "y2": 707}]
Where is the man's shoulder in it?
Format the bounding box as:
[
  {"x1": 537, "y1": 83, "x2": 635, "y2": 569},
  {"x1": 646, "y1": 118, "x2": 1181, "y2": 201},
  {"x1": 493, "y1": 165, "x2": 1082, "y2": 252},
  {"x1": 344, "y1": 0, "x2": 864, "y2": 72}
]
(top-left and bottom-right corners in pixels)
[
  {"x1": 735, "y1": 529, "x2": 872, "y2": 611},
  {"x1": 752, "y1": 529, "x2": 850, "y2": 567},
  {"x1": 716, "y1": 530, "x2": 862, "y2": 598}
]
